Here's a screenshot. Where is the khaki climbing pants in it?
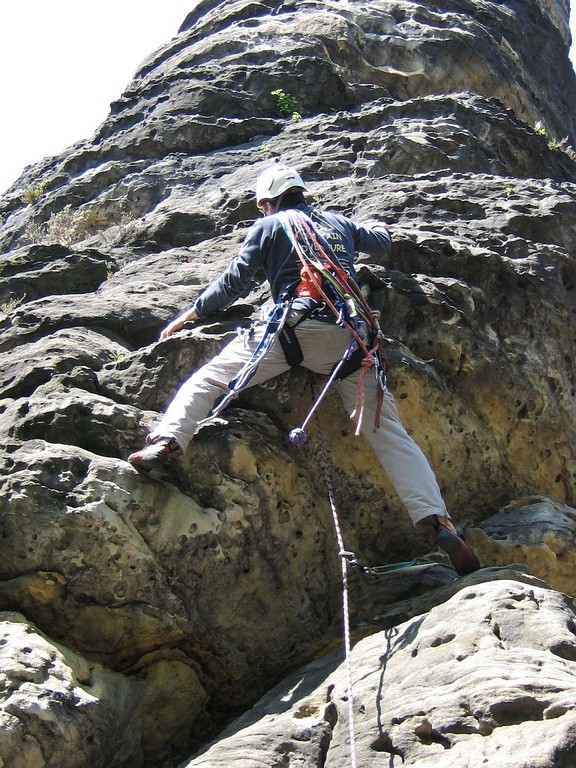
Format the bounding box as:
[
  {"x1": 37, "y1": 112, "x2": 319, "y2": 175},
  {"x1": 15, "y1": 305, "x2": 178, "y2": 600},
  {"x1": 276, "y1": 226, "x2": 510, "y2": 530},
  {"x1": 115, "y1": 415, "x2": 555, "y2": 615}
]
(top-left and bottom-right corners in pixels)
[{"x1": 150, "y1": 316, "x2": 449, "y2": 525}]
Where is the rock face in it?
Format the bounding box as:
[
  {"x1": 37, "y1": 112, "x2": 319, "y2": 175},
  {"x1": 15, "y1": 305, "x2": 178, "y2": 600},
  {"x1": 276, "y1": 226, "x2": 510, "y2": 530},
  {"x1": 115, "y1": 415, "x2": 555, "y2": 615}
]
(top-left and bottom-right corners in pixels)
[
  {"x1": 1, "y1": 1, "x2": 576, "y2": 766},
  {"x1": 181, "y1": 578, "x2": 576, "y2": 768}
]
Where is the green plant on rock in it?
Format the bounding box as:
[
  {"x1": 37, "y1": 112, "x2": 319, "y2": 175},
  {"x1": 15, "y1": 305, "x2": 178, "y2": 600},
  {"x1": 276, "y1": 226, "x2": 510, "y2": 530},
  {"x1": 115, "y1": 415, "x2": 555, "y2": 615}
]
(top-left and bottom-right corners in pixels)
[
  {"x1": 21, "y1": 181, "x2": 48, "y2": 205},
  {"x1": 271, "y1": 88, "x2": 302, "y2": 122},
  {"x1": 0, "y1": 295, "x2": 25, "y2": 315},
  {"x1": 534, "y1": 120, "x2": 547, "y2": 137}
]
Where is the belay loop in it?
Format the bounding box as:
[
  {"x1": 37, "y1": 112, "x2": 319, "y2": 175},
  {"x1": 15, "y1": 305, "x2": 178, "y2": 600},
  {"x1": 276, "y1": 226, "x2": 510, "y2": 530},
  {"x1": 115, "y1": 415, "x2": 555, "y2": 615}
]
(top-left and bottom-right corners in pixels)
[{"x1": 279, "y1": 209, "x2": 388, "y2": 441}]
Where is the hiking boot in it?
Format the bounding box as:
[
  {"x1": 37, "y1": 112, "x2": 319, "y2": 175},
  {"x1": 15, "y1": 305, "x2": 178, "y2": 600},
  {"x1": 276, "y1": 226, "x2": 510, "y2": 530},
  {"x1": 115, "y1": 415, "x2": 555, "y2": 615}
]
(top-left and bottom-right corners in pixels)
[
  {"x1": 128, "y1": 437, "x2": 182, "y2": 473},
  {"x1": 417, "y1": 514, "x2": 481, "y2": 576},
  {"x1": 436, "y1": 526, "x2": 481, "y2": 576}
]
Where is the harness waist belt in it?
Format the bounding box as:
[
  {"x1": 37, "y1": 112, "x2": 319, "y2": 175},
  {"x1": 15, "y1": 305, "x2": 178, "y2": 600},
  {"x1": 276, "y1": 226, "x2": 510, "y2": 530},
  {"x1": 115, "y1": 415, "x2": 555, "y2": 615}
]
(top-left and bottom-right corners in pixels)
[{"x1": 278, "y1": 316, "x2": 366, "y2": 380}]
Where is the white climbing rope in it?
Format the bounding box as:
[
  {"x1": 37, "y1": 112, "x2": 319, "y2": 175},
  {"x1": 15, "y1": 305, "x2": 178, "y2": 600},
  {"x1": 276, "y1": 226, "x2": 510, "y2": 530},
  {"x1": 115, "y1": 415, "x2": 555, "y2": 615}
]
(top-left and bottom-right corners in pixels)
[{"x1": 315, "y1": 413, "x2": 358, "y2": 768}]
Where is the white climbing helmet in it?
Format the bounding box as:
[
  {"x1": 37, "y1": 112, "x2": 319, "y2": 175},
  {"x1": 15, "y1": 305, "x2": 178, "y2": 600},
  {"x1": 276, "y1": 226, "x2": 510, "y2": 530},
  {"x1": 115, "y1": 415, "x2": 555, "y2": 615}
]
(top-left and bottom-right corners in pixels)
[{"x1": 255, "y1": 164, "x2": 307, "y2": 207}]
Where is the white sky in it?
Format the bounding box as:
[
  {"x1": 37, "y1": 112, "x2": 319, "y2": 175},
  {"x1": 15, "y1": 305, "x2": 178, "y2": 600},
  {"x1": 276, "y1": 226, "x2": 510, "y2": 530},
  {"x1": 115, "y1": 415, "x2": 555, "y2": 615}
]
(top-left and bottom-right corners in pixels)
[
  {"x1": 1, "y1": 2, "x2": 576, "y2": 195},
  {"x1": 0, "y1": 2, "x2": 193, "y2": 194}
]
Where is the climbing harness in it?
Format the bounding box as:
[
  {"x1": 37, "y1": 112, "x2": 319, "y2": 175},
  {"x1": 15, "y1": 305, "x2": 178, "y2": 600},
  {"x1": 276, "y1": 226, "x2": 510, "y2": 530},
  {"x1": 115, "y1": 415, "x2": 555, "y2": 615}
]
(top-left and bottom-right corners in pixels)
[
  {"x1": 201, "y1": 208, "x2": 387, "y2": 438},
  {"x1": 277, "y1": 209, "x2": 388, "y2": 443}
]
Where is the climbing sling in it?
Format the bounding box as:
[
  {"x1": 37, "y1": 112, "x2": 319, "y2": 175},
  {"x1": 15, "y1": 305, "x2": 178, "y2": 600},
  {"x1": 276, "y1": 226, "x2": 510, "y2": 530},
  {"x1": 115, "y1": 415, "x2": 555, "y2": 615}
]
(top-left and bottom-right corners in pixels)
[
  {"x1": 277, "y1": 209, "x2": 388, "y2": 443},
  {"x1": 197, "y1": 299, "x2": 293, "y2": 425}
]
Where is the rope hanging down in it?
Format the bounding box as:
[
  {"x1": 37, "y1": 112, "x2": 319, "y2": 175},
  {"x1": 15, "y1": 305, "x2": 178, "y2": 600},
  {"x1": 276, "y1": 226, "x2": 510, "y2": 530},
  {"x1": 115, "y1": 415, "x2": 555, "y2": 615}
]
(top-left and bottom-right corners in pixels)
[
  {"x1": 314, "y1": 411, "x2": 358, "y2": 768},
  {"x1": 311, "y1": 410, "x2": 441, "y2": 768}
]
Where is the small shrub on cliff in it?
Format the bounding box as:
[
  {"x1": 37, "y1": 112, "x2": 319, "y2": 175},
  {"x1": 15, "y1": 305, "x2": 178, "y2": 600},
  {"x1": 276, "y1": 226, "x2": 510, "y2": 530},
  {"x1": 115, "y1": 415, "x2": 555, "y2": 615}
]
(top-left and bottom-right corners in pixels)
[
  {"x1": 99, "y1": 211, "x2": 139, "y2": 246},
  {"x1": 550, "y1": 136, "x2": 576, "y2": 162},
  {"x1": 534, "y1": 120, "x2": 547, "y2": 137},
  {"x1": 271, "y1": 88, "x2": 302, "y2": 122},
  {"x1": 0, "y1": 295, "x2": 24, "y2": 315},
  {"x1": 21, "y1": 181, "x2": 48, "y2": 205},
  {"x1": 25, "y1": 206, "x2": 137, "y2": 247},
  {"x1": 26, "y1": 206, "x2": 80, "y2": 246},
  {"x1": 532, "y1": 122, "x2": 576, "y2": 162}
]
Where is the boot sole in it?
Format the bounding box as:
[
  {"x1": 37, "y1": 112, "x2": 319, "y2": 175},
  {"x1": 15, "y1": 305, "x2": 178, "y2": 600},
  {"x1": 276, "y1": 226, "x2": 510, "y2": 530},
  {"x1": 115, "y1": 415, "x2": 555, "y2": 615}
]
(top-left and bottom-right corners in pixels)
[{"x1": 437, "y1": 529, "x2": 481, "y2": 575}]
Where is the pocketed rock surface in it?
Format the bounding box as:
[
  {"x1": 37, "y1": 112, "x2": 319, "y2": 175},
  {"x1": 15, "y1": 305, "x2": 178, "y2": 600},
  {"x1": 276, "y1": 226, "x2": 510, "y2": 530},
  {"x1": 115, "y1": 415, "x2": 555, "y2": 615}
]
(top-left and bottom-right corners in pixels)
[{"x1": 1, "y1": 1, "x2": 576, "y2": 766}]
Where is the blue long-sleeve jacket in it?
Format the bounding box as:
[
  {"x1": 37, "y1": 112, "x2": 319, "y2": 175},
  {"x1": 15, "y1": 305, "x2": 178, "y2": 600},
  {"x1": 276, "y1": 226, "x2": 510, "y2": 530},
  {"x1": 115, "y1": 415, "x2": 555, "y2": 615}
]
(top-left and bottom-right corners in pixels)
[{"x1": 192, "y1": 204, "x2": 392, "y2": 318}]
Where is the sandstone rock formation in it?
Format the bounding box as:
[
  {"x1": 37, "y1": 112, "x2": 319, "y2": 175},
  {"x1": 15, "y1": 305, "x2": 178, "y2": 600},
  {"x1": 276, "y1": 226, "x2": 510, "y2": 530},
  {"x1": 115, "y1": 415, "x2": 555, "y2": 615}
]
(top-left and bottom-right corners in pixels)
[
  {"x1": 182, "y1": 578, "x2": 576, "y2": 768},
  {"x1": 1, "y1": 0, "x2": 576, "y2": 766}
]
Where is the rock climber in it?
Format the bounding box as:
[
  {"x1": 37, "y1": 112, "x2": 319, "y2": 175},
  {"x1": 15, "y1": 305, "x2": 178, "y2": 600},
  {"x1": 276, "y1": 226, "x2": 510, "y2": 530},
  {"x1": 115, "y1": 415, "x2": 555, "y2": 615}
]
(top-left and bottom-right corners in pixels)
[{"x1": 128, "y1": 163, "x2": 480, "y2": 575}]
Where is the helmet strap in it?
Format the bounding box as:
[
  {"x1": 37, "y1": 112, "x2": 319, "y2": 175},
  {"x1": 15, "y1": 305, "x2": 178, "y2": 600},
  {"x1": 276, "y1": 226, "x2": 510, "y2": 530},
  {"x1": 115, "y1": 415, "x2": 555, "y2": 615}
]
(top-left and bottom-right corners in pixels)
[{"x1": 271, "y1": 192, "x2": 285, "y2": 212}]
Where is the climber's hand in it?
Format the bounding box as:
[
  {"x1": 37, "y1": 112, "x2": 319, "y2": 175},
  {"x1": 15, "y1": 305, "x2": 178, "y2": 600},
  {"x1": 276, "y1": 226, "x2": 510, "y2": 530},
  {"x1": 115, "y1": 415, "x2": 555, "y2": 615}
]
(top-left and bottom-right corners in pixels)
[{"x1": 160, "y1": 309, "x2": 199, "y2": 340}]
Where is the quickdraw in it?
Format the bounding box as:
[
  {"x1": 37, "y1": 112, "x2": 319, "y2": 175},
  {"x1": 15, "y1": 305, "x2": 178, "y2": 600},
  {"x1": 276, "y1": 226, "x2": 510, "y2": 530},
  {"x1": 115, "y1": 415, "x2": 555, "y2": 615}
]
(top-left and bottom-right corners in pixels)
[{"x1": 341, "y1": 551, "x2": 444, "y2": 576}]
